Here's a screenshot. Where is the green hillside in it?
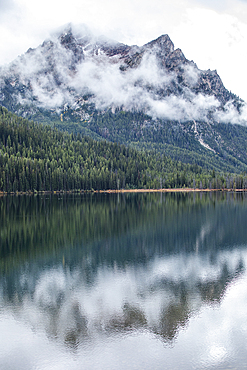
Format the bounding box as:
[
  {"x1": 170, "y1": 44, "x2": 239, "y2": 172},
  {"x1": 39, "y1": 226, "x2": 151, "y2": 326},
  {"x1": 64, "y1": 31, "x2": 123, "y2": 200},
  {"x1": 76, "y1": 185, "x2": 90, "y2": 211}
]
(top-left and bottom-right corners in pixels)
[
  {"x1": 0, "y1": 106, "x2": 246, "y2": 193},
  {"x1": 16, "y1": 102, "x2": 247, "y2": 174}
]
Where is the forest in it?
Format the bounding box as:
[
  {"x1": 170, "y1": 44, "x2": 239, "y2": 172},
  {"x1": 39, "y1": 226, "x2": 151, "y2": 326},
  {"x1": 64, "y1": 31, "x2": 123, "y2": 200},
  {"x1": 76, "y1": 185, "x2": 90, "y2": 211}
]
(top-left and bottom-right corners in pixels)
[
  {"x1": 54, "y1": 107, "x2": 247, "y2": 173},
  {"x1": 0, "y1": 105, "x2": 247, "y2": 193}
]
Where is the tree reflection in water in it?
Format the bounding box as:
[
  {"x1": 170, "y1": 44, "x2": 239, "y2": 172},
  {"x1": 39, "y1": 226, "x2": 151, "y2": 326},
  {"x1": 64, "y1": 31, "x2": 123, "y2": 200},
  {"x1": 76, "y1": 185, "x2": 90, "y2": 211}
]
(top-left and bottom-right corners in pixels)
[{"x1": 0, "y1": 191, "x2": 247, "y2": 356}]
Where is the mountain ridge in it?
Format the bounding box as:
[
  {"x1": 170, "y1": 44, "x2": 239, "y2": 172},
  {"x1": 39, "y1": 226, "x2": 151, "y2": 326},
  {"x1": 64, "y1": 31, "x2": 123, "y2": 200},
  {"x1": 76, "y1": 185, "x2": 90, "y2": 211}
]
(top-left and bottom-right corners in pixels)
[
  {"x1": 0, "y1": 24, "x2": 242, "y2": 117},
  {"x1": 0, "y1": 24, "x2": 247, "y2": 174}
]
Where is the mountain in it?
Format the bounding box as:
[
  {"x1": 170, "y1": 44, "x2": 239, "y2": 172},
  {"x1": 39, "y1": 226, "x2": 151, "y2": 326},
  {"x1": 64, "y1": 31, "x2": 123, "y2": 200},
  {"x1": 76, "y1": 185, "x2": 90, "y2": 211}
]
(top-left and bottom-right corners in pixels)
[
  {"x1": 0, "y1": 24, "x2": 247, "y2": 173},
  {"x1": 0, "y1": 24, "x2": 241, "y2": 118}
]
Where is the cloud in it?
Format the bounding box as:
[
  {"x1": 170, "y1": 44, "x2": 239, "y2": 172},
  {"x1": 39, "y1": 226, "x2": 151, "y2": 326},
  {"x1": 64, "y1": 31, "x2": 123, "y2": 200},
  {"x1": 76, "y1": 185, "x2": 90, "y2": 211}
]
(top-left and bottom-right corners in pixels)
[
  {"x1": 147, "y1": 94, "x2": 220, "y2": 121},
  {"x1": 171, "y1": 7, "x2": 247, "y2": 102},
  {"x1": 1, "y1": 19, "x2": 247, "y2": 125},
  {"x1": 192, "y1": 0, "x2": 230, "y2": 12},
  {"x1": 183, "y1": 64, "x2": 200, "y2": 86},
  {"x1": 71, "y1": 50, "x2": 175, "y2": 113},
  {"x1": 0, "y1": 246, "x2": 245, "y2": 355},
  {"x1": 0, "y1": 0, "x2": 15, "y2": 13},
  {"x1": 214, "y1": 100, "x2": 247, "y2": 125},
  {"x1": 4, "y1": 28, "x2": 246, "y2": 125},
  {"x1": 1, "y1": 0, "x2": 247, "y2": 106}
]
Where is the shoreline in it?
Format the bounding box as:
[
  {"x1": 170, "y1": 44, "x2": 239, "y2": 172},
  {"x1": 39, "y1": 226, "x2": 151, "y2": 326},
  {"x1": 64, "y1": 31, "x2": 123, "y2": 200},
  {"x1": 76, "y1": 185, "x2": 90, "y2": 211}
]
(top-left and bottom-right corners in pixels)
[
  {"x1": 0, "y1": 188, "x2": 247, "y2": 196},
  {"x1": 96, "y1": 188, "x2": 247, "y2": 193}
]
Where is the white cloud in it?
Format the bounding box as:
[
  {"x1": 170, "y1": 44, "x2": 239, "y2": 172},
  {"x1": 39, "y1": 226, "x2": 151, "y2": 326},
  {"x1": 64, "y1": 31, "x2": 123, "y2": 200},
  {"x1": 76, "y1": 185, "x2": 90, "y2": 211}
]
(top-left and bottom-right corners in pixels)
[
  {"x1": 146, "y1": 93, "x2": 220, "y2": 121},
  {"x1": 171, "y1": 7, "x2": 247, "y2": 101},
  {"x1": 0, "y1": 247, "x2": 246, "y2": 370},
  {"x1": 0, "y1": 0, "x2": 15, "y2": 14},
  {"x1": 215, "y1": 100, "x2": 247, "y2": 124},
  {"x1": 1, "y1": 0, "x2": 247, "y2": 103},
  {"x1": 5, "y1": 31, "x2": 245, "y2": 124},
  {"x1": 184, "y1": 64, "x2": 200, "y2": 86}
]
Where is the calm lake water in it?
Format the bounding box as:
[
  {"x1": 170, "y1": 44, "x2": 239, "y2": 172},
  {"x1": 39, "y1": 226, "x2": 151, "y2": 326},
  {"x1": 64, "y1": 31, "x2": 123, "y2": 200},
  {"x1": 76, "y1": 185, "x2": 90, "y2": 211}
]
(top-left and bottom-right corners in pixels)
[{"x1": 1, "y1": 192, "x2": 247, "y2": 369}]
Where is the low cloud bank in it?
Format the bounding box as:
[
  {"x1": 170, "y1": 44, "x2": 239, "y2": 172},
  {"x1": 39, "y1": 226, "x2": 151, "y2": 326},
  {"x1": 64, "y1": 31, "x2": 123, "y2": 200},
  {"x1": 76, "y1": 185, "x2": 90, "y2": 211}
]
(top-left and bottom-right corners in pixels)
[
  {"x1": 215, "y1": 100, "x2": 247, "y2": 125},
  {"x1": 1, "y1": 30, "x2": 247, "y2": 125}
]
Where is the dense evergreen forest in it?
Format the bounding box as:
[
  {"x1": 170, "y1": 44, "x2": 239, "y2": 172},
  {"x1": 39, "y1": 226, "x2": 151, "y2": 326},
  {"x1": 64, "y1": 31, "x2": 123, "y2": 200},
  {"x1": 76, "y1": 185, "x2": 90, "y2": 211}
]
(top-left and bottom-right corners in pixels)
[
  {"x1": 15, "y1": 102, "x2": 247, "y2": 173},
  {"x1": 51, "y1": 107, "x2": 247, "y2": 173},
  {"x1": 0, "y1": 106, "x2": 247, "y2": 193}
]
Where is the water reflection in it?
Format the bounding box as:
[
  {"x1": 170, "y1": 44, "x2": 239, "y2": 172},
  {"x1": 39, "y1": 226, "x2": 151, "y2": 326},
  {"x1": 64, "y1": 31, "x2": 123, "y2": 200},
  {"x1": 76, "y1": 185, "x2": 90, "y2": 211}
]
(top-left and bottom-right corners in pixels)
[
  {"x1": 1, "y1": 192, "x2": 247, "y2": 369},
  {"x1": 2, "y1": 251, "x2": 244, "y2": 348}
]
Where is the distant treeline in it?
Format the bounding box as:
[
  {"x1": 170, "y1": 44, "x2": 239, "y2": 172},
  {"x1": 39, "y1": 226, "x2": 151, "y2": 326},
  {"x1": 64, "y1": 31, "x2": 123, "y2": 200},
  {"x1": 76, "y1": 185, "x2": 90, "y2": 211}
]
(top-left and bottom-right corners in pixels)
[{"x1": 0, "y1": 106, "x2": 246, "y2": 192}]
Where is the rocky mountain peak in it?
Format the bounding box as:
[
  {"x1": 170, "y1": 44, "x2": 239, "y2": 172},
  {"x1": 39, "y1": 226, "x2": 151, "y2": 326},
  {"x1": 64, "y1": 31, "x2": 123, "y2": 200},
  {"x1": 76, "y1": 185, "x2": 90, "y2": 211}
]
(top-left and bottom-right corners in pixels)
[
  {"x1": 59, "y1": 28, "x2": 76, "y2": 48},
  {"x1": 141, "y1": 34, "x2": 179, "y2": 70},
  {"x1": 145, "y1": 34, "x2": 174, "y2": 56},
  {"x1": 58, "y1": 27, "x2": 84, "y2": 66},
  {"x1": 0, "y1": 25, "x2": 244, "y2": 126}
]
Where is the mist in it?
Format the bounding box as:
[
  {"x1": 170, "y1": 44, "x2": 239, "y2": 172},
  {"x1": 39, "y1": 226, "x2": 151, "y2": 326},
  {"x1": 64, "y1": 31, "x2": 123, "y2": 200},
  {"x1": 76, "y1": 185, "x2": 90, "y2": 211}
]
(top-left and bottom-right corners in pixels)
[{"x1": 1, "y1": 26, "x2": 247, "y2": 126}]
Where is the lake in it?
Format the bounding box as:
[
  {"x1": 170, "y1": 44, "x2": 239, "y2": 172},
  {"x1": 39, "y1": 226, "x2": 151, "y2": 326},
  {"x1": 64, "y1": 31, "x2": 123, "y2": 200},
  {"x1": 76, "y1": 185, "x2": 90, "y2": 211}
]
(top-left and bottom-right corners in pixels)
[{"x1": 1, "y1": 192, "x2": 247, "y2": 369}]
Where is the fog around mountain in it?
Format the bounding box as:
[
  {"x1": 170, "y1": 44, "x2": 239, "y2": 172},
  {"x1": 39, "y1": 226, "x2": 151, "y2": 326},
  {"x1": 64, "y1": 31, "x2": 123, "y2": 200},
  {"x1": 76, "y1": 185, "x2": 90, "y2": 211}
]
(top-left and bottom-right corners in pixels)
[{"x1": 0, "y1": 24, "x2": 247, "y2": 125}]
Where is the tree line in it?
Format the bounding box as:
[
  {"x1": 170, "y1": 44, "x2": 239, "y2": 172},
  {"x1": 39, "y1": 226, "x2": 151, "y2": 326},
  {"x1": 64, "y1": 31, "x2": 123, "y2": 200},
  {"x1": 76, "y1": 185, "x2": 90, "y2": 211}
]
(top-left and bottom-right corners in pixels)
[{"x1": 0, "y1": 106, "x2": 246, "y2": 193}]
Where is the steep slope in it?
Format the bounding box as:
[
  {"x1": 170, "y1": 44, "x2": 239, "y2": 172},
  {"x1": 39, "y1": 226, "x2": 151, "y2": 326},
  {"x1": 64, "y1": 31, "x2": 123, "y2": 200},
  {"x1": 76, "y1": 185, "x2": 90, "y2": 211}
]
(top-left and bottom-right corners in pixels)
[
  {"x1": 0, "y1": 24, "x2": 246, "y2": 173},
  {"x1": 4, "y1": 105, "x2": 239, "y2": 193}
]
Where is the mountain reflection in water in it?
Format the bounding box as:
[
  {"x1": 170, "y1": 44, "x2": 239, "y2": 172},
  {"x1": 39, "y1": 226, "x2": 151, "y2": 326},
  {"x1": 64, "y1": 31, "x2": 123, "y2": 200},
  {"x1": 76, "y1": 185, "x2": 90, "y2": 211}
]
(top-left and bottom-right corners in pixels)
[{"x1": 1, "y1": 192, "x2": 247, "y2": 369}]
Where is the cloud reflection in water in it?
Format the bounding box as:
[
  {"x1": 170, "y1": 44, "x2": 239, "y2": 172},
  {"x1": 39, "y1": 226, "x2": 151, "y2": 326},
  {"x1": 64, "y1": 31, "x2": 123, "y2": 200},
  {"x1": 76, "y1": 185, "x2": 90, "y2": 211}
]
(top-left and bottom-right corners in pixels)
[{"x1": 1, "y1": 193, "x2": 247, "y2": 369}]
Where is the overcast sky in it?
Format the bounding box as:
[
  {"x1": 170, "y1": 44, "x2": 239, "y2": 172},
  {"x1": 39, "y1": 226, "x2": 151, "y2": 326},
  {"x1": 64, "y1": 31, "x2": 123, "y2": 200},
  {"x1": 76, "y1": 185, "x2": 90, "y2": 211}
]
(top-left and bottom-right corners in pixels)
[{"x1": 1, "y1": 0, "x2": 247, "y2": 100}]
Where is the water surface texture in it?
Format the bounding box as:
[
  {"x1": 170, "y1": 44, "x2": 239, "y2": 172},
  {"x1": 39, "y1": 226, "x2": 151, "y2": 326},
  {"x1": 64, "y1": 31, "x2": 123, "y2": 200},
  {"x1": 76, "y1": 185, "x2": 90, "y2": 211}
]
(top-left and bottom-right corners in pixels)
[{"x1": 1, "y1": 192, "x2": 247, "y2": 369}]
